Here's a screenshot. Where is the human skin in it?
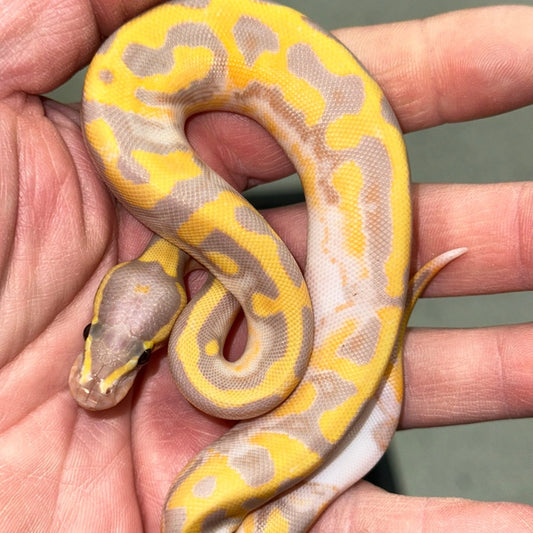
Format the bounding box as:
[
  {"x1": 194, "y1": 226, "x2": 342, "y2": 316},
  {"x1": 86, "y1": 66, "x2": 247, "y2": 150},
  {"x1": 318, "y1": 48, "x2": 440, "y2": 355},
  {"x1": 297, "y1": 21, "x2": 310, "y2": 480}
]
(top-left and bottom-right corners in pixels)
[{"x1": 0, "y1": 1, "x2": 532, "y2": 531}]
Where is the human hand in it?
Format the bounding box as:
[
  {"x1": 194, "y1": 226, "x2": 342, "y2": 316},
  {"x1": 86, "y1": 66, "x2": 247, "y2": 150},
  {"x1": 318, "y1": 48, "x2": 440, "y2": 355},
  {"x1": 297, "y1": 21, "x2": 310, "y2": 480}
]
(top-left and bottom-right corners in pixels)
[{"x1": 1, "y1": 1, "x2": 531, "y2": 531}]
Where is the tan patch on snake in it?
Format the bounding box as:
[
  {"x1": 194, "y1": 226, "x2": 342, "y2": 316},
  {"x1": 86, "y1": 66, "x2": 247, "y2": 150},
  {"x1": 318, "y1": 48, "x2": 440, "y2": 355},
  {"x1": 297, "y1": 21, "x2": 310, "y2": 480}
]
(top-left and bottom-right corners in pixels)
[
  {"x1": 123, "y1": 23, "x2": 224, "y2": 77},
  {"x1": 234, "y1": 205, "x2": 304, "y2": 287},
  {"x1": 233, "y1": 16, "x2": 279, "y2": 67},
  {"x1": 354, "y1": 136, "x2": 398, "y2": 288},
  {"x1": 250, "y1": 481, "x2": 338, "y2": 533},
  {"x1": 169, "y1": 0, "x2": 212, "y2": 7},
  {"x1": 286, "y1": 43, "x2": 365, "y2": 121},
  {"x1": 337, "y1": 316, "x2": 385, "y2": 366},
  {"x1": 235, "y1": 81, "x2": 342, "y2": 205},
  {"x1": 161, "y1": 507, "x2": 187, "y2": 531},
  {"x1": 98, "y1": 69, "x2": 114, "y2": 84},
  {"x1": 97, "y1": 260, "x2": 183, "y2": 347},
  {"x1": 202, "y1": 510, "x2": 241, "y2": 531},
  {"x1": 228, "y1": 444, "x2": 276, "y2": 486},
  {"x1": 200, "y1": 229, "x2": 280, "y2": 299},
  {"x1": 381, "y1": 95, "x2": 402, "y2": 130},
  {"x1": 192, "y1": 475, "x2": 217, "y2": 498}
]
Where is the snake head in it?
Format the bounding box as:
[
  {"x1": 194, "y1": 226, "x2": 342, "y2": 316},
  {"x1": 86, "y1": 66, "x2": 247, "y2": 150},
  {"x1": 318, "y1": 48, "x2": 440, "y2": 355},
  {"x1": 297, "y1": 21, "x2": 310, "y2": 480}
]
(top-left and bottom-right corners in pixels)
[
  {"x1": 68, "y1": 253, "x2": 186, "y2": 411},
  {"x1": 68, "y1": 322, "x2": 153, "y2": 411}
]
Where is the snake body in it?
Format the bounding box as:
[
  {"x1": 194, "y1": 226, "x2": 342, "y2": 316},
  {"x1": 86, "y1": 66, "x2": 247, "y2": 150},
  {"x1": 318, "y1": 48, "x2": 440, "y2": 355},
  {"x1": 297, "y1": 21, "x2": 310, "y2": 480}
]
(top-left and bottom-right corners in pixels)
[{"x1": 70, "y1": 1, "x2": 464, "y2": 530}]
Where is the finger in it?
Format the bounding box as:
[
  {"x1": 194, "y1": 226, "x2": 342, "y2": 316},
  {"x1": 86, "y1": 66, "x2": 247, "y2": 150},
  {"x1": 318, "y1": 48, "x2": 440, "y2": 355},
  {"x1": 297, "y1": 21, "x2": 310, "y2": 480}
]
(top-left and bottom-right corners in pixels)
[
  {"x1": 335, "y1": 5, "x2": 533, "y2": 132},
  {"x1": 313, "y1": 481, "x2": 533, "y2": 532},
  {"x1": 0, "y1": 0, "x2": 163, "y2": 97},
  {"x1": 401, "y1": 324, "x2": 533, "y2": 428},
  {"x1": 185, "y1": 112, "x2": 295, "y2": 190},
  {"x1": 411, "y1": 181, "x2": 533, "y2": 296}
]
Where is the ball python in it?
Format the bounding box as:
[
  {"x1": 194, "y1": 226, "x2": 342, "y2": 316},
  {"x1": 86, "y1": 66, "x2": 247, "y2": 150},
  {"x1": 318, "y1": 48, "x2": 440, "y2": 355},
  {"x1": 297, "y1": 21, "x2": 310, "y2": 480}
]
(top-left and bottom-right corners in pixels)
[{"x1": 69, "y1": 0, "x2": 465, "y2": 530}]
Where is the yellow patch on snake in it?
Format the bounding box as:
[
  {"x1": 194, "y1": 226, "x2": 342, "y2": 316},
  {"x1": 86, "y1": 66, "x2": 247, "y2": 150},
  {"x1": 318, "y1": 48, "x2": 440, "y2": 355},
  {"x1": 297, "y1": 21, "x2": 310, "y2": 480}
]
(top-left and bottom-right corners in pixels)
[
  {"x1": 249, "y1": 433, "x2": 321, "y2": 483},
  {"x1": 167, "y1": 434, "x2": 318, "y2": 514},
  {"x1": 319, "y1": 394, "x2": 363, "y2": 443},
  {"x1": 79, "y1": 333, "x2": 95, "y2": 385},
  {"x1": 258, "y1": 509, "x2": 289, "y2": 533},
  {"x1": 273, "y1": 381, "x2": 317, "y2": 417},
  {"x1": 204, "y1": 340, "x2": 219, "y2": 357},
  {"x1": 133, "y1": 150, "x2": 202, "y2": 190},
  {"x1": 325, "y1": 115, "x2": 365, "y2": 151},
  {"x1": 220, "y1": 9, "x2": 328, "y2": 126},
  {"x1": 134, "y1": 284, "x2": 150, "y2": 294},
  {"x1": 145, "y1": 48, "x2": 215, "y2": 92},
  {"x1": 84, "y1": 118, "x2": 119, "y2": 170},
  {"x1": 166, "y1": 453, "x2": 251, "y2": 509},
  {"x1": 176, "y1": 191, "x2": 257, "y2": 245},
  {"x1": 382, "y1": 125, "x2": 411, "y2": 298},
  {"x1": 99, "y1": 359, "x2": 139, "y2": 393},
  {"x1": 331, "y1": 160, "x2": 366, "y2": 258},
  {"x1": 204, "y1": 251, "x2": 240, "y2": 276},
  {"x1": 137, "y1": 238, "x2": 183, "y2": 277}
]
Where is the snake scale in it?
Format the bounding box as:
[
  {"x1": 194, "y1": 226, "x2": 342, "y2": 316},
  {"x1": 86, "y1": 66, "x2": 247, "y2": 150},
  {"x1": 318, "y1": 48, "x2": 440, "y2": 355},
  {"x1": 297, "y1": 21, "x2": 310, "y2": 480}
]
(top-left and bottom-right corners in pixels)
[{"x1": 69, "y1": 0, "x2": 465, "y2": 530}]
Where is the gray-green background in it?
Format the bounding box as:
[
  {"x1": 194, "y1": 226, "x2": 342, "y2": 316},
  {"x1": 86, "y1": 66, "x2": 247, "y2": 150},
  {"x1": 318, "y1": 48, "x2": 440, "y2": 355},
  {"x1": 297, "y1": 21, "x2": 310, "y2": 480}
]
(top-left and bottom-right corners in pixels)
[{"x1": 47, "y1": 0, "x2": 532, "y2": 506}]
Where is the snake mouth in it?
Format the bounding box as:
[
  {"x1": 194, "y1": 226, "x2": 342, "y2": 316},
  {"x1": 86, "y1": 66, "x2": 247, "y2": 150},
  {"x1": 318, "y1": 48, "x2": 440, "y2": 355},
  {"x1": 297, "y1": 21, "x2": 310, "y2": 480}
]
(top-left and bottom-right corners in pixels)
[{"x1": 68, "y1": 352, "x2": 137, "y2": 411}]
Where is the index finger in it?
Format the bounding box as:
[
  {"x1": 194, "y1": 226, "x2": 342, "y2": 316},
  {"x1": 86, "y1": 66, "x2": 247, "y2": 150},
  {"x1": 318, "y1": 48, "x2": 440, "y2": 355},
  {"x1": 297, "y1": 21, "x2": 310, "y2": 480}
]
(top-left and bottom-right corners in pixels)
[{"x1": 335, "y1": 5, "x2": 533, "y2": 132}]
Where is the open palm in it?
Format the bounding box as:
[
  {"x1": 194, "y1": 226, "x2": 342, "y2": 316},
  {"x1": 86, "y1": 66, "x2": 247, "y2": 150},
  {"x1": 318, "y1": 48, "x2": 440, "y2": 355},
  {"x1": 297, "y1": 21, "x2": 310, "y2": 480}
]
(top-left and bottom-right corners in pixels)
[{"x1": 1, "y1": 1, "x2": 532, "y2": 531}]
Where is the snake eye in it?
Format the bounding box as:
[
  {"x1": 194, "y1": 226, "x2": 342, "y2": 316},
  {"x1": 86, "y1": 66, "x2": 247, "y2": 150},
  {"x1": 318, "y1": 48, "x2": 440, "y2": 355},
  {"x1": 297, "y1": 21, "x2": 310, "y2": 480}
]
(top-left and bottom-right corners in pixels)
[
  {"x1": 83, "y1": 323, "x2": 91, "y2": 340},
  {"x1": 137, "y1": 349, "x2": 152, "y2": 366}
]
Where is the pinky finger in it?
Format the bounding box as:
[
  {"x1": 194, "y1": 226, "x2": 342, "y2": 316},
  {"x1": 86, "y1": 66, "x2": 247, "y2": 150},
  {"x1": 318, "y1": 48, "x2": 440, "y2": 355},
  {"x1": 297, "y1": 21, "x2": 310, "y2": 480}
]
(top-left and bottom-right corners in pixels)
[
  {"x1": 313, "y1": 481, "x2": 533, "y2": 532},
  {"x1": 401, "y1": 323, "x2": 533, "y2": 428}
]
